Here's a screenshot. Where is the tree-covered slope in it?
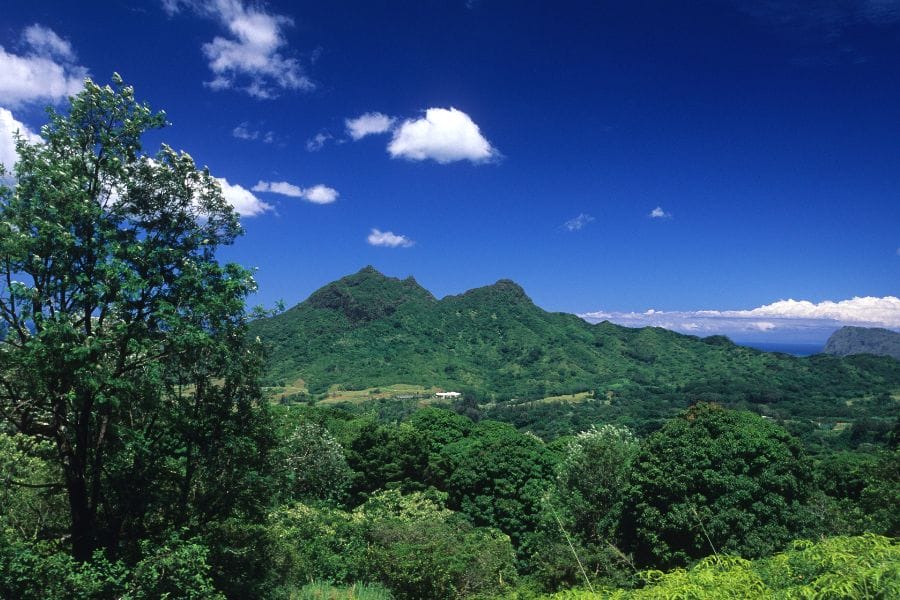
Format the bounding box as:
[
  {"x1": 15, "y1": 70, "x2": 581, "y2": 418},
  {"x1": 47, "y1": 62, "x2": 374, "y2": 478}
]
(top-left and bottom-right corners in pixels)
[
  {"x1": 249, "y1": 268, "x2": 900, "y2": 412},
  {"x1": 824, "y1": 326, "x2": 900, "y2": 360}
]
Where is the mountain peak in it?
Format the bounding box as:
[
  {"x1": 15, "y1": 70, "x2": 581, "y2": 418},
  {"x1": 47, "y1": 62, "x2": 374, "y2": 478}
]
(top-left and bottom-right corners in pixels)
[
  {"x1": 304, "y1": 266, "x2": 433, "y2": 324},
  {"x1": 447, "y1": 278, "x2": 533, "y2": 307}
]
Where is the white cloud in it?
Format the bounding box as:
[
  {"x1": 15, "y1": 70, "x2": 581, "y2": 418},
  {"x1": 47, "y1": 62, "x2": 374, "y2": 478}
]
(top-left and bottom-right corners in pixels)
[
  {"x1": 22, "y1": 25, "x2": 76, "y2": 62},
  {"x1": 232, "y1": 122, "x2": 257, "y2": 140},
  {"x1": 306, "y1": 132, "x2": 332, "y2": 151},
  {"x1": 252, "y1": 180, "x2": 339, "y2": 204},
  {"x1": 649, "y1": 206, "x2": 672, "y2": 219},
  {"x1": 387, "y1": 107, "x2": 498, "y2": 164},
  {"x1": 580, "y1": 296, "x2": 900, "y2": 343},
  {"x1": 345, "y1": 112, "x2": 396, "y2": 140},
  {"x1": 252, "y1": 180, "x2": 302, "y2": 197},
  {"x1": 733, "y1": 296, "x2": 900, "y2": 325},
  {"x1": 232, "y1": 122, "x2": 274, "y2": 142},
  {"x1": 0, "y1": 25, "x2": 87, "y2": 107},
  {"x1": 564, "y1": 213, "x2": 594, "y2": 231},
  {"x1": 215, "y1": 177, "x2": 272, "y2": 217},
  {"x1": 302, "y1": 184, "x2": 339, "y2": 204},
  {"x1": 167, "y1": 0, "x2": 313, "y2": 99},
  {"x1": 367, "y1": 228, "x2": 414, "y2": 248},
  {"x1": 0, "y1": 108, "x2": 41, "y2": 173}
]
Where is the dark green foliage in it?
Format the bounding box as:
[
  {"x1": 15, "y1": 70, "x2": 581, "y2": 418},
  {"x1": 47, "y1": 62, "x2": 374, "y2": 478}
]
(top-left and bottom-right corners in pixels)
[
  {"x1": 0, "y1": 531, "x2": 222, "y2": 599},
  {"x1": 624, "y1": 403, "x2": 816, "y2": 568},
  {"x1": 436, "y1": 420, "x2": 555, "y2": 554},
  {"x1": 305, "y1": 266, "x2": 435, "y2": 325},
  {"x1": 344, "y1": 420, "x2": 429, "y2": 501},
  {"x1": 280, "y1": 421, "x2": 353, "y2": 502},
  {"x1": 0, "y1": 76, "x2": 276, "y2": 596},
  {"x1": 554, "y1": 424, "x2": 639, "y2": 544},
  {"x1": 361, "y1": 490, "x2": 518, "y2": 600},
  {"x1": 268, "y1": 491, "x2": 517, "y2": 600},
  {"x1": 268, "y1": 502, "x2": 369, "y2": 586}
]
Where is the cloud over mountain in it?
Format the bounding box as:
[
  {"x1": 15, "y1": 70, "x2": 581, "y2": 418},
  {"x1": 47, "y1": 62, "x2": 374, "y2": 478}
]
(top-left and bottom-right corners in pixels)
[
  {"x1": 580, "y1": 296, "x2": 900, "y2": 342},
  {"x1": 367, "y1": 228, "x2": 414, "y2": 248}
]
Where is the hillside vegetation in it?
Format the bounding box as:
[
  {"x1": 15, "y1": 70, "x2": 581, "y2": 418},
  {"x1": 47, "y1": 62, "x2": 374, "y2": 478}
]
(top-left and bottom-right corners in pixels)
[{"x1": 251, "y1": 267, "x2": 899, "y2": 437}]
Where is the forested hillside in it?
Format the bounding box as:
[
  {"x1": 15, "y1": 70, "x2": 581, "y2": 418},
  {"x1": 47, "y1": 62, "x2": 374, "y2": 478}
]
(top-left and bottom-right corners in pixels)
[{"x1": 251, "y1": 267, "x2": 899, "y2": 438}]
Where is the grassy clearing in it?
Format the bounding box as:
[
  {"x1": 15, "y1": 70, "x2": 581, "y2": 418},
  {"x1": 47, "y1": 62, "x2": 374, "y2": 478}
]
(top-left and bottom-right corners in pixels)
[
  {"x1": 482, "y1": 390, "x2": 595, "y2": 410},
  {"x1": 535, "y1": 390, "x2": 595, "y2": 404},
  {"x1": 289, "y1": 582, "x2": 394, "y2": 599},
  {"x1": 263, "y1": 377, "x2": 309, "y2": 402},
  {"x1": 318, "y1": 383, "x2": 443, "y2": 405}
]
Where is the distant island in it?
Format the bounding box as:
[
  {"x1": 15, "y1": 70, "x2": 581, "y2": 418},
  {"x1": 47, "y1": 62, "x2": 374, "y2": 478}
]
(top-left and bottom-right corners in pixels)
[{"x1": 824, "y1": 326, "x2": 900, "y2": 360}]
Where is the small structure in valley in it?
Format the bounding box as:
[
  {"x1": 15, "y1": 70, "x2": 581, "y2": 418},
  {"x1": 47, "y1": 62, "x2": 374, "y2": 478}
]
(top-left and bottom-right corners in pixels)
[{"x1": 435, "y1": 391, "x2": 462, "y2": 399}]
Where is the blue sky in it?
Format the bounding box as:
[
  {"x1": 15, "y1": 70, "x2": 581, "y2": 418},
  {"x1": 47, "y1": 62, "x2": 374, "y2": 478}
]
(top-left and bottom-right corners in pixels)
[{"x1": 2, "y1": 0, "x2": 898, "y2": 343}]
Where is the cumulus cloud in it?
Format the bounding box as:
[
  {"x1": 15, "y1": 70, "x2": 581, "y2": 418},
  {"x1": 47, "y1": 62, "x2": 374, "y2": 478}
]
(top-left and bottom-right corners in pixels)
[
  {"x1": 215, "y1": 177, "x2": 272, "y2": 216},
  {"x1": 563, "y1": 213, "x2": 595, "y2": 231},
  {"x1": 367, "y1": 228, "x2": 414, "y2": 248},
  {"x1": 387, "y1": 107, "x2": 498, "y2": 164},
  {"x1": 345, "y1": 112, "x2": 396, "y2": 140},
  {"x1": 252, "y1": 180, "x2": 339, "y2": 204},
  {"x1": 302, "y1": 184, "x2": 339, "y2": 204},
  {"x1": 0, "y1": 108, "x2": 41, "y2": 173},
  {"x1": 0, "y1": 25, "x2": 87, "y2": 107},
  {"x1": 649, "y1": 206, "x2": 672, "y2": 219},
  {"x1": 165, "y1": 0, "x2": 313, "y2": 99},
  {"x1": 580, "y1": 296, "x2": 900, "y2": 343}
]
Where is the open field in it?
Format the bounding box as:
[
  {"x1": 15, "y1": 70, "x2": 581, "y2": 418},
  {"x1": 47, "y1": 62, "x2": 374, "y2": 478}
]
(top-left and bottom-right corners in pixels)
[{"x1": 317, "y1": 383, "x2": 444, "y2": 405}]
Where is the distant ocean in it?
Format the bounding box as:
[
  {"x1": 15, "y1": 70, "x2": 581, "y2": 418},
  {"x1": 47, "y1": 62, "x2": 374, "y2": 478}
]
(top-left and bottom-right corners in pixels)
[{"x1": 734, "y1": 342, "x2": 823, "y2": 356}]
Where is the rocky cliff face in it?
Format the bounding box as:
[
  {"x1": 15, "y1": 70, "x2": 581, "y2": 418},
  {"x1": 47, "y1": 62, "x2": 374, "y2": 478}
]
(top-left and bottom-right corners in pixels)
[{"x1": 823, "y1": 326, "x2": 900, "y2": 360}]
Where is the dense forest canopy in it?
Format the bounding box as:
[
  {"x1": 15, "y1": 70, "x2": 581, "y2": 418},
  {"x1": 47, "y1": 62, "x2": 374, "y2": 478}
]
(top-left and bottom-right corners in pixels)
[{"x1": 1, "y1": 80, "x2": 897, "y2": 599}]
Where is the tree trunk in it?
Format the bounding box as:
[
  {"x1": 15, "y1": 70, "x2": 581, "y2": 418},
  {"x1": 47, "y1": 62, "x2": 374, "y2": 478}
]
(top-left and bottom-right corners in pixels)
[{"x1": 66, "y1": 466, "x2": 95, "y2": 562}]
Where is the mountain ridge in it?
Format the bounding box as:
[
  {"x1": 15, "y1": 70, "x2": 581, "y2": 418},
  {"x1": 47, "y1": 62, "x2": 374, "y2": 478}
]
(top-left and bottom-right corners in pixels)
[{"x1": 249, "y1": 268, "x2": 900, "y2": 418}]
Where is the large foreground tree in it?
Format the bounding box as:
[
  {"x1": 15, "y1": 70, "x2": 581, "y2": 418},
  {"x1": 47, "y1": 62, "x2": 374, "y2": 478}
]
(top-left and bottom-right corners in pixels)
[{"x1": 0, "y1": 76, "x2": 274, "y2": 567}]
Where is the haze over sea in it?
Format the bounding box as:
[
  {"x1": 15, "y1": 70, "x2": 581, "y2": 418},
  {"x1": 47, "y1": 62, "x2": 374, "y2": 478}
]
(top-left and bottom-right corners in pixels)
[{"x1": 734, "y1": 342, "x2": 823, "y2": 357}]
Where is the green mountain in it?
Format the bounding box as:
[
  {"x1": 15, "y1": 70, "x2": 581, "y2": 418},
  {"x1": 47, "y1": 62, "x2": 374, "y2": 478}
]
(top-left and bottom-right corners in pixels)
[
  {"x1": 824, "y1": 326, "x2": 900, "y2": 360},
  {"x1": 250, "y1": 268, "x2": 900, "y2": 416}
]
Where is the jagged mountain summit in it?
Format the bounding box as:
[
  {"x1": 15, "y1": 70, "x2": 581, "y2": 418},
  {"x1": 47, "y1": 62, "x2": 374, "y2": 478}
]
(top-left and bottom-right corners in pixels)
[
  {"x1": 824, "y1": 326, "x2": 900, "y2": 361},
  {"x1": 249, "y1": 268, "x2": 900, "y2": 408}
]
